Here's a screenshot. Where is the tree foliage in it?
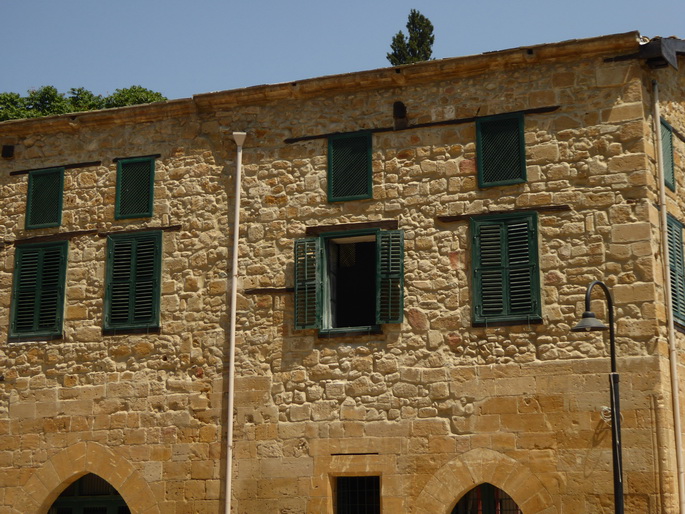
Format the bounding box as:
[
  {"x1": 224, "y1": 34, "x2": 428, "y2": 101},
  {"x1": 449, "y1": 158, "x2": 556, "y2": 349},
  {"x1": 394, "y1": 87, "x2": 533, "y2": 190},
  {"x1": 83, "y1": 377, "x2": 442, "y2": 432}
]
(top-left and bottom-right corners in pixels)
[
  {"x1": 0, "y1": 85, "x2": 167, "y2": 121},
  {"x1": 386, "y1": 9, "x2": 435, "y2": 66}
]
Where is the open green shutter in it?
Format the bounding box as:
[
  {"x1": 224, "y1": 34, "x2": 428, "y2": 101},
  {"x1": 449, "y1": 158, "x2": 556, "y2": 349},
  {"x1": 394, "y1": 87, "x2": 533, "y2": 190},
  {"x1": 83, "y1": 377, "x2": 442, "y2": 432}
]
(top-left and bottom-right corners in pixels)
[
  {"x1": 376, "y1": 230, "x2": 404, "y2": 324},
  {"x1": 506, "y1": 218, "x2": 537, "y2": 315},
  {"x1": 328, "y1": 132, "x2": 372, "y2": 202},
  {"x1": 477, "y1": 114, "x2": 526, "y2": 188},
  {"x1": 116, "y1": 158, "x2": 155, "y2": 219},
  {"x1": 10, "y1": 242, "x2": 67, "y2": 337},
  {"x1": 473, "y1": 222, "x2": 505, "y2": 319},
  {"x1": 662, "y1": 120, "x2": 675, "y2": 191},
  {"x1": 668, "y1": 215, "x2": 685, "y2": 324},
  {"x1": 26, "y1": 167, "x2": 64, "y2": 229},
  {"x1": 105, "y1": 232, "x2": 161, "y2": 330},
  {"x1": 294, "y1": 238, "x2": 321, "y2": 329}
]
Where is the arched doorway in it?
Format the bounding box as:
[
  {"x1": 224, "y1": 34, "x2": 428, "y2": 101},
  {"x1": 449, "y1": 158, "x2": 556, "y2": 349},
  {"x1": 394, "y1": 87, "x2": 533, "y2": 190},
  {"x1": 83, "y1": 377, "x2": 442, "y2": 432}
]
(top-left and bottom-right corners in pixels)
[
  {"x1": 48, "y1": 473, "x2": 131, "y2": 514},
  {"x1": 452, "y1": 483, "x2": 522, "y2": 514}
]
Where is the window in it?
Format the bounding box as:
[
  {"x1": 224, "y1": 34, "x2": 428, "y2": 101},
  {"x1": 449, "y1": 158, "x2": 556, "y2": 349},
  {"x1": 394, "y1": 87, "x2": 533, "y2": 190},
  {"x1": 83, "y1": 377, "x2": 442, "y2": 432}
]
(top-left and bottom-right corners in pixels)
[
  {"x1": 452, "y1": 483, "x2": 521, "y2": 514},
  {"x1": 328, "y1": 132, "x2": 372, "y2": 202},
  {"x1": 49, "y1": 473, "x2": 131, "y2": 514},
  {"x1": 10, "y1": 241, "x2": 68, "y2": 339},
  {"x1": 471, "y1": 212, "x2": 541, "y2": 325},
  {"x1": 668, "y1": 215, "x2": 685, "y2": 325},
  {"x1": 476, "y1": 113, "x2": 526, "y2": 188},
  {"x1": 26, "y1": 167, "x2": 64, "y2": 229},
  {"x1": 104, "y1": 231, "x2": 162, "y2": 331},
  {"x1": 115, "y1": 157, "x2": 155, "y2": 219},
  {"x1": 336, "y1": 476, "x2": 380, "y2": 514},
  {"x1": 662, "y1": 119, "x2": 675, "y2": 191},
  {"x1": 294, "y1": 230, "x2": 403, "y2": 332}
]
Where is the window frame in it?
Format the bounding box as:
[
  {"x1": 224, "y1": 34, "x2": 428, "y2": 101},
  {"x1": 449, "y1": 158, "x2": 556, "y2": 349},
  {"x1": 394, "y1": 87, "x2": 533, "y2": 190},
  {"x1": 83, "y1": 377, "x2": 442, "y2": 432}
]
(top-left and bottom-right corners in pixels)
[
  {"x1": 9, "y1": 241, "x2": 68, "y2": 340},
  {"x1": 294, "y1": 228, "x2": 404, "y2": 333},
  {"x1": 327, "y1": 131, "x2": 373, "y2": 202},
  {"x1": 476, "y1": 113, "x2": 526, "y2": 188},
  {"x1": 471, "y1": 211, "x2": 541, "y2": 326},
  {"x1": 662, "y1": 118, "x2": 675, "y2": 192},
  {"x1": 25, "y1": 167, "x2": 64, "y2": 230},
  {"x1": 103, "y1": 231, "x2": 162, "y2": 332},
  {"x1": 115, "y1": 156, "x2": 156, "y2": 219}
]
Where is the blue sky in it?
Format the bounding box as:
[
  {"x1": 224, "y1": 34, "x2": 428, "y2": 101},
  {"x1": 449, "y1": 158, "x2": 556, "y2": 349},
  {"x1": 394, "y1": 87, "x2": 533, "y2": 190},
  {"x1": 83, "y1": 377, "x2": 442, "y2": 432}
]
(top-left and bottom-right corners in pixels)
[{"x1": 3, "y1": 0, "x2": 685, "y2": 101}]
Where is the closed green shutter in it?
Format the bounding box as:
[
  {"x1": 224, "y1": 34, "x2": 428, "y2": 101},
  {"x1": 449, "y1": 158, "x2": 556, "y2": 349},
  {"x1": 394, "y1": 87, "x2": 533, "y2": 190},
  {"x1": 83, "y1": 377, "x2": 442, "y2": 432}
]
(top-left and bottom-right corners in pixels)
[
  {"x1": 10, "y1": 241, "x2": 68, "y2": 338},
  {"x1": 376, "y1": 230, "x2": 404, "y2": 324},
  {"x1": 472, "y1": 212, "x2": 540, "y2": 324},
  {"x1": 294, "y1": 238, "x2": 321, "y2": 329},
  {"x1": 668, "y1": 215, "x2": 685, "y2": 324},
  {"x1": 477, "y1": 113, "x2": 526, "y2": 188},
  {"x1": 104, "y1": 232, "x2": 161, "y2": 330},
  {"x1": 26, "y1": 167, "x2": 64, "y2": 229},
  {"x1": 115, "y1": 157, "x2": 155, "y2": 219},
  {"x1": 328, "y1": 132, "x2": 372, "y2": 202},
  {"x1": 662, "y1": 119, "x2": 675, "y2": 191}
]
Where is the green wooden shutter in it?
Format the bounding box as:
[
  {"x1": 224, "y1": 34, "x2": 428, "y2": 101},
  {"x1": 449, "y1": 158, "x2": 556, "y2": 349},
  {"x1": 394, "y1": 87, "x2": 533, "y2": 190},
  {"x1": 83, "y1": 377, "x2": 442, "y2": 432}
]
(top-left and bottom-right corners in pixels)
[
  {"x1": 115, "y1": 157, "x2": 155, "y2": 219},
  {"x1": 476, "y1": 113, "x2": 526, "y2": 188},
  {"x1": 328, "y1": 132, "x2": 372, "y2": 202},
  {"x1": 668, "y1": 215, "x2": 685, "y2": 324},
  {"x1": 294, "y1": 238, "x2": 321, "y2": 329},
  {"x1": 472, "y1": 213, "x2": 540, "y2": 324},
  {"x1": 10, "y1": 242, "x2": 68, "y2": 338},
  {"x1": 26, "y1": 167, "x2": 64, "y2": 229},
  {"x1": 376, "y1": 230, "x2": 404, "y2": 324},
  {"x1": 662, "y1": 119, "x2": 675, "y2": 191},
  {"x1": 105, "y1": 232, "x2": 161, "y2": 330}
]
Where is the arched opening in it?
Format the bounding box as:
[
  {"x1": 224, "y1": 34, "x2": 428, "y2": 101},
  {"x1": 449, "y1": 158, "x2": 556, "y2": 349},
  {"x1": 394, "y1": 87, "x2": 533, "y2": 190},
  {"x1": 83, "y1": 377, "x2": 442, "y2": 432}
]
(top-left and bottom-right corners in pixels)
[
  {"x1": 48, "y1": 473, "x2": 131, "y2": 514},
  {"x1": 451, "y1": 483, "x2": 522, "y2": 514}
]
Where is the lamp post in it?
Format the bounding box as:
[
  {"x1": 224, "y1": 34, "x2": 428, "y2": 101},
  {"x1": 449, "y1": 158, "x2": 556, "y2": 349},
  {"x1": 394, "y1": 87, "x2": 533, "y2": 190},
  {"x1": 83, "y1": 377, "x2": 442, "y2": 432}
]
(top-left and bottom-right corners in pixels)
[{"x1": 571, "y1": 280, "x2": 624, "y2": 514}]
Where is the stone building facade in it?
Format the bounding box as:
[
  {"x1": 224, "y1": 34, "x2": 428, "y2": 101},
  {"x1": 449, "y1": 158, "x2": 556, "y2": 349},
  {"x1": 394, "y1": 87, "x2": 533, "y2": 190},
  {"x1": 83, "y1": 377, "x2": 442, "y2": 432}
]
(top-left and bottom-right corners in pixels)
[{"x1": 1, "y1": 31, "x2": 685, "y2": 513}]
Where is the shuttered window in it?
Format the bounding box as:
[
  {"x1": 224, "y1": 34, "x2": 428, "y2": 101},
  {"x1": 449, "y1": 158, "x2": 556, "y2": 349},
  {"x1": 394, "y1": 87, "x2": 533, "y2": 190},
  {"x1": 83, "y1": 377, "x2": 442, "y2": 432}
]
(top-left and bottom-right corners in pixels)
[
  {"x1": 667, "y1": 215, "x2": 685, "y2": 325},
  {"x1": 477, "y1": 113, "x2": 526, "y2": 188},
  {"x1": 10, "y1": 241, "x2": 68, "y2": 339},
  {"x1": 294, "y1": 230, "x2": 403, "y2": 331},
  {"x1": 328, "y1": 132, "x2": 372, "y2": 202},
  {"x1": 104, "y1": 232, "x2": 162, "y2": 331},
  {"x1": 115, "y1": 157, "x2": 155, "y2": 219},
  {"x1": 472, "y1": 212, "x2": 541, "y2": 325},
  {"x1": 26, "y1": 167, "x2": 64, "y2": 229},
  {"x1": 662, "y1": 119, "x2": 675, "y2": 191}
]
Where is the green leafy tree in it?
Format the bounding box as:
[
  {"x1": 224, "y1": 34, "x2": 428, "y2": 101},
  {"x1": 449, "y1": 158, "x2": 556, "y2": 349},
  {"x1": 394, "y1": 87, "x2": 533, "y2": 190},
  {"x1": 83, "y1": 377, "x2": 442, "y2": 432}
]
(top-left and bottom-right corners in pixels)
[
  {"x1": 104, "y1": 86, "x2": 166, "y2": 109},
  {"x1": 386, "y1": 9, "x2": 435, "y2": 66},
  {"x1": 0, "y1": 85, "x2": 166, "y2": 121}
]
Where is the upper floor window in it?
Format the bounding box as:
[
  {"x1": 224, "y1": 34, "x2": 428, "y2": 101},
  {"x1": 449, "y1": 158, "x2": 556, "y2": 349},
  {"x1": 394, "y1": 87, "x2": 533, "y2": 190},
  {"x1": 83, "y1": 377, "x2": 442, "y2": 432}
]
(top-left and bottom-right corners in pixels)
[
  {"x1": 328, "y1": 132, "x2": 372, "y2": 202},
  {"x1": 115, "y1": 157, "x2": 155, "y2": 219},
  {"x1": 476, "y1": 113, "x2": 526, "y2": 188},
  {"x1": 667, "y1": 215, "x2": 685, "y2": 325},
  {"x1": 104, "y1": 231, "x2": 162, "y2": 331},
  {"x1": 471, "y1": 212, "x2": 541, "y2": 325},
  {"x1": 662, "y1": 119, "x2": 675, "y2": 191},
  {"x1": 294, "y1": 229, "x2": 403, "y2": 333},
  {"x1": 26, "y1": 167, "x2": 64, "y2": 229},
  {"x1": 10, "y1": 241, "x2": 68, "y2": 339}
]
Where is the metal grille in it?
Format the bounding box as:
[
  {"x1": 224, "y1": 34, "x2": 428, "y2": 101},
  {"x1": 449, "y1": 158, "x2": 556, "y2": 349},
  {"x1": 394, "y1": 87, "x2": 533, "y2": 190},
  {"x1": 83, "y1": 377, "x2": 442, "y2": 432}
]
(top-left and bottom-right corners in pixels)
[
  {"x1": 117, "y1": 159, "x2": 153, "y2": 217},
  {"x1": 336, "y1": 476, "x2": 380, "y2": 514},
  {"x1": 329, "y1": 134, "x2": 371, "y2": 200},
  {"x1": 27, "y1": 168, "x2": 62, "y2": 228},
  {"x1": 479, "y1": 115, "x2": 524, "y2": 185}
]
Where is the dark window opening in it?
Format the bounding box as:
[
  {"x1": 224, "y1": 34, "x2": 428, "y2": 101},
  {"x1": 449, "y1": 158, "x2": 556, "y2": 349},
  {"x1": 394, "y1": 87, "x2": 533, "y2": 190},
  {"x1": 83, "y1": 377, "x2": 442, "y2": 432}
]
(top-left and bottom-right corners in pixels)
[
  {"x1": 49, "y1": 473, "x2": 130, "y2": 514},
  {"x1": 327, "y1": 239, "x2": 376, "y2": 328},
  {"x1": 336, "y1": 476, "x2": 380, "y2": 514},
  {"x1": 452, "y1": 483, "x2": 521, "y2": 514},
  {"x1": 393, "y1": 101, "x2": 408, "y2": 130}
]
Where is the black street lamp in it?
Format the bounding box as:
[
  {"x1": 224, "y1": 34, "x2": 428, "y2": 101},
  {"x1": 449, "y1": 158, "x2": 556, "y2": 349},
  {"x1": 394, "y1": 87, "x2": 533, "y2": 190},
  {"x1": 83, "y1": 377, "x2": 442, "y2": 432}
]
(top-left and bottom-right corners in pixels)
[{"x1": 571, "y1": 280, "x2": 624, "y2": 514}]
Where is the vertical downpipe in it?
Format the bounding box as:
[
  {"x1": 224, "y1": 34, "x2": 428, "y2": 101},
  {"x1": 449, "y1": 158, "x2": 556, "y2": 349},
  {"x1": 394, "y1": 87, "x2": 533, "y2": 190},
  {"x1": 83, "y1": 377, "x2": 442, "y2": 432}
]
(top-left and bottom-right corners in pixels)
[
  {"x1": 225, "y1": 132, "x2": 246, "y2": 514},
  {"x1": 652, "y1": 81, "x2": 685, "y2": 512}
]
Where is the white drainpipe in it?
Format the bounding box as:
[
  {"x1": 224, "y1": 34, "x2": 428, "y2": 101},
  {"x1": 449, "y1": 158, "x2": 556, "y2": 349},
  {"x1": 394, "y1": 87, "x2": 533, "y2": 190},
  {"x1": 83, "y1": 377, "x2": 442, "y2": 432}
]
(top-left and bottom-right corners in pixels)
[
  {"x1": 652, "y1": 81, "x2": 685, "y2": 512},
  {"x1": 225, "y1": 131, "x2": 246, "y2": 514}
]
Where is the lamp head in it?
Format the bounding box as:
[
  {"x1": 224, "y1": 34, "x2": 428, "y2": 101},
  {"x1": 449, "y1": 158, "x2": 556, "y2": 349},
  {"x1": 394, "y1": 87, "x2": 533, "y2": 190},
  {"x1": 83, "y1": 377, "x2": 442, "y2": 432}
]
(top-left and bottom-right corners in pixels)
[{"x1": 571, "y1": 311, "x2": 609, "y2": 332}]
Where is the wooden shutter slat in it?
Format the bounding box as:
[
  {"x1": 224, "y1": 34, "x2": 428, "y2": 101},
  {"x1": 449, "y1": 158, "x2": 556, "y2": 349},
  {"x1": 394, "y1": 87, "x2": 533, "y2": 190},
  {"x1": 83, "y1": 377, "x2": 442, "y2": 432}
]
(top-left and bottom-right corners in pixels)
[
  {"x1": 663, "y1": 120, "x2": 675, "y2": 191},
  {"x1": 376, "y1": 230, "x2": 404, "y2": 324},
  {"x1": 294, "y1": 238, "x2": 321, "y2": 329}
]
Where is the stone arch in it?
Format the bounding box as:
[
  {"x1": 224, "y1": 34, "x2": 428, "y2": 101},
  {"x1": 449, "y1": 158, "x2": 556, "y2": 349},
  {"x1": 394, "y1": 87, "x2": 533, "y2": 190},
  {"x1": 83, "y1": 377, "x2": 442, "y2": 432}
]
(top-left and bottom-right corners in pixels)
[
  {"x1": 15, "y1": 441, "x2": 160, "y2": 514},
  {"x1": 414, "y1": 448, "x2": 556, "y2": 514}
]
